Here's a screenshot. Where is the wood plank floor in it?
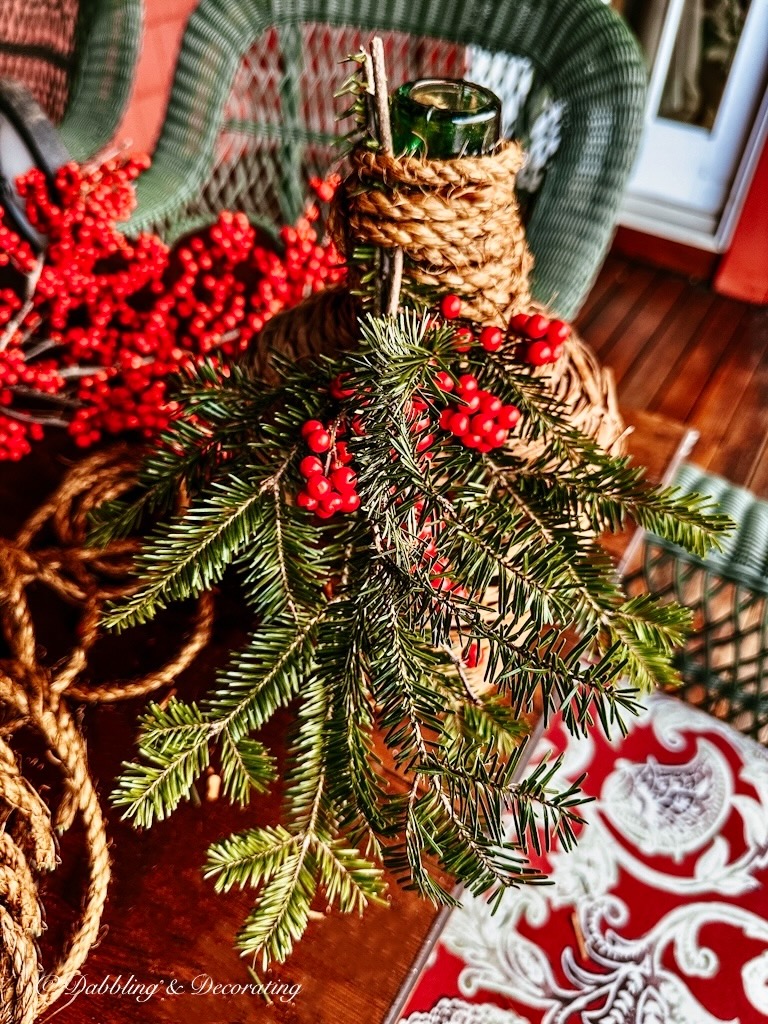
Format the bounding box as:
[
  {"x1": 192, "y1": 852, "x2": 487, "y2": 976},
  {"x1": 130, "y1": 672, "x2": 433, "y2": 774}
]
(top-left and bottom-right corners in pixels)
[{"x1": 576, "y1": 255, "x2": 768, "y2": 496}]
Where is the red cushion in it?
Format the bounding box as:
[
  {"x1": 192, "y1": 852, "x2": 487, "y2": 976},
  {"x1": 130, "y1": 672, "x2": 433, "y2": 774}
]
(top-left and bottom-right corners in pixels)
[{"x1": 397, "y1": 694, "x2": 768, "y2": 1024}]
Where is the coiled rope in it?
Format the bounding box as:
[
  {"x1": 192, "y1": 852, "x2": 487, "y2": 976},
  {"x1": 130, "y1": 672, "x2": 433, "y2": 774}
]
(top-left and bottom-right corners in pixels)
[{"x1": 0, "y1": 445, "x2": 212, "y2": 1022}]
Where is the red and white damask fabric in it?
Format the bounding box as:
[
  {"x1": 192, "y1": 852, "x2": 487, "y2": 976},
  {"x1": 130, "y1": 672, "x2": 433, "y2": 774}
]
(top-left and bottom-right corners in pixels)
[{"x1": 397, "y1": 695, "x2": 768, "y2": 1024}]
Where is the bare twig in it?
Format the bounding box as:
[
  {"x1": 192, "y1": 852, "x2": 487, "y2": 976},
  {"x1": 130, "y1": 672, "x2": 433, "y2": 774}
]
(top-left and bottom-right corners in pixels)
[
  {"x1": 441, "y1": 643, "x2": 482, "y2": 705},
  {"x1": 81, "y1": 139, "x2": 130, "y2": 175},
  {"x1": 0, "y1": 255, "x2": 43, "y2": 352},
  {"x1": 369, "y1": 37, "x2": 404, "y2": 316},
  {"x1": 363, "y1": 49, "x2": 377, "y2": 138},
  {"x1": 23, "y1": 337, "x2": 62, "y2": 361},
  {"x1": 370, "y1": 38, "x2": 393, "y2": 155},
  {"x1": 58, "y1": 365, "x2": 108, "y2": 379},
  {"x1": 1, "y1": 406, "x2": 68, "y2": 428},
  {"x1": 10, "y1": 386, "x2": 80, "y2": 407},
  {"x1": 387, "y1": 250, "x2": 404, "y2": 317}
]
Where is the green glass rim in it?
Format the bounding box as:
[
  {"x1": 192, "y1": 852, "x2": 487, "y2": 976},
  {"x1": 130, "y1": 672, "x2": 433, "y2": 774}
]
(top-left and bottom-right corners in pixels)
[{"x1": 393, "y1": 78, "x2": 501, "y2": 127}]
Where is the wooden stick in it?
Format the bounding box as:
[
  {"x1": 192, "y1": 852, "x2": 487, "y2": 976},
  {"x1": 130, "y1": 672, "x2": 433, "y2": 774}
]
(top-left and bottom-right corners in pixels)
[
  {"x1": 363, "y1": 49, "x2": 377, "y2": 138},
  {"x1": 369, "y1": 37, "x2": 404, "y2": 315},
  {"x1": 363, "y1": 49, "x2": 384, "y2": 316},
  {"x1": 1, "y1": 406, "x2": 68, "y2": 428},
  {"x1": 370, "y1": 38, "x2": 393, "y2": 154},
  {"x1": 0, "y1": 255, "x2": 43, "y2": 352}
]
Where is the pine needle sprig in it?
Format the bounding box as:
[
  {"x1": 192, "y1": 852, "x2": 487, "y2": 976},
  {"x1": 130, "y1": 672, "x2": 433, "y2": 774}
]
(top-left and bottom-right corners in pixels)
[
  {"x1": 102, "y1": 308, "x2": 731, "y2": 967},
  {"x1": 104, "y1": 461, "x2": 276, "y2": 631}
]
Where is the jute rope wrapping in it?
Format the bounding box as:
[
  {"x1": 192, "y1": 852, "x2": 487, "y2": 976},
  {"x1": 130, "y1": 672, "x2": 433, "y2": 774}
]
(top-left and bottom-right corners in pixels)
[
  {"x1": 337, "y1": 142, "x2": 532, "y2": 325},
  {"x1": 0, "y1": 446, "x2": 213, "y2": 1022},
  {"x1": 253, "y1": 137, "x2": 623, "y2": 458}
]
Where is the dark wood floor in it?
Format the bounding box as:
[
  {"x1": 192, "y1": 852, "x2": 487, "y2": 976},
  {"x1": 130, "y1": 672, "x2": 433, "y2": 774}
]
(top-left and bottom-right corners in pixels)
[{"x1": 576, "y1": 255, "x2": 768, "y2": 496}]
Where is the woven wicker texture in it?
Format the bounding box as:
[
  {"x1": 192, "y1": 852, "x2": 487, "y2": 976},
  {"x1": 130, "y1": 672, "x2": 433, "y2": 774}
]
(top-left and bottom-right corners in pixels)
[
  {"x1": 126, "y1": 0, "x2": 647, "y2": 320},
  {"x1": 0, "y1": 0, "x2": 79, "y2": 122},
  {"x1": 0, "y1": 0, "x2": 142, "y2": 162},
  {"x1": 630, "y1": 463, "x2": 768, "y2": 744}
]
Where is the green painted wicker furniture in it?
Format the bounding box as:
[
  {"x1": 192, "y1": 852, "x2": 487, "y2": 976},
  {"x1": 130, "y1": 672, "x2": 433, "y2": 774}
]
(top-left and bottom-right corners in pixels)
[
  {"x1": 635, "y1": 463, "x2": 768, "y2": 744},
  {"x1": 0, "y1": 0, "x2": 142, "y2": 161},
  {"x1": 127, "y1": 0, "x2": 647, "y2": 320}
]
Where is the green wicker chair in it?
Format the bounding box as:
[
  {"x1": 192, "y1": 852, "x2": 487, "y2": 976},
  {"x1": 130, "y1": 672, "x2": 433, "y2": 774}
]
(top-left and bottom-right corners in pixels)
[
  {"x1": 632, "y1": 463, "x2": 768, "y2": 744},
  {"x1": 0, "y1": 0, "x2": 142, "y2": 162},
  {"x1": 127, "y1": 0, "x2": 647, "y2": 320}
]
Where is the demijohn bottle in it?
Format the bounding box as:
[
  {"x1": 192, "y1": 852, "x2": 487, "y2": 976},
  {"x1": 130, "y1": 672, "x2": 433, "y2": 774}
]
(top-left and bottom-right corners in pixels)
[{"x1": 389, "y1": 78, "x2": 502, "y2": 159}]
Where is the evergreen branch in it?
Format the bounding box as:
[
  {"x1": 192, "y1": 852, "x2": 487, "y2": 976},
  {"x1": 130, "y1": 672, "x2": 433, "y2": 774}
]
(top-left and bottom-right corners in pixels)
[
  {"x1": 394, "y1": 782, "x2": 461, "y2": 906},
  {"x1": 101, "y1": 306, "x2": 735, "y2": 970},
  {"x1": 369, "y1": 593, "x2": 548, "y2": 896},
  {"x1": 233, "y1": 487, "x2": 332, "y2": 622},
  {"x1": 219, "y1": 734, "x2": 277, "y2": 805},
  {"x1": 493, "y1": 451, "x2": 730, "y2": 557},
  {"x1": 239, "y1": 678, "x2": 331, "y2": 966},
  {"x1": 205, "y1": 610, "x2": 329, "y2": 743},
  {"x1": 508, "y1": 757, "x2": 588, "y2": 855},
  {"x1": 321, "y1": 592, "x2": 393, "y2": 843},
  {"x1": 114, "y1": 612, "x2": 325, "y2": 825},
  {"x1": 312, "y1": 838, "x2": 388, "y2": 914},
  {"x1": 607, "y1": 594, "x2": 693, "y2": 691},
  {"x1": 206, "y1": 826, "x2": 299, "y2": 892},
  {"x1": 443, "y1": 696, "x2": 530, "y2": 759},
  {"x1": 385, "y1": 557, "x2": 633, "y2": 733},
  {"x1": 272, "y1": 485, "x2": 300, "y2": 622},
  {"x1": 112, "y1": 701, "x2": 212, "y2": 827},
  {"x1": 104, "y1": 460, "x2": 285, "y2": 631},
  {"x1": 236, "y1": 847, "x2": 318, "y2": 965},
  {"x1": 368, "y1": 596, "x2": 446, "y2": 772},
  {"x1": 89, "y1": 361, "x2": 284, "y2": 546}
]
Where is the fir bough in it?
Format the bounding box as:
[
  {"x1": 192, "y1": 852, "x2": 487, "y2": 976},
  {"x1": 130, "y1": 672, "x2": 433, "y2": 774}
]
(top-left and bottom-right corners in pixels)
[{"x1": 96, "y1": 310, "x2": 730, "y2": 968}]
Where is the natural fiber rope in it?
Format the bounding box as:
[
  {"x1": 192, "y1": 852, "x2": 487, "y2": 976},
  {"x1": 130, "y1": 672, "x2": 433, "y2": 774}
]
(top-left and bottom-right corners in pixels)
[
  {"x1": 0, "y1": 445, "x2": 213, "y2": 1022},
  {"x1": 0, "y1": 729, "x2": 54, "y2": 1024},
  {"x1": 336, "y1": 142, "x2": 533, "y2": 324}
]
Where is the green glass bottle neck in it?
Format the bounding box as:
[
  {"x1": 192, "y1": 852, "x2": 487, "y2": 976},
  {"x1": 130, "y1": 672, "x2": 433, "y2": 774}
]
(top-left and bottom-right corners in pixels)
[{"x1": 389, "y1": 78, "x2": 502, "y2": 160}]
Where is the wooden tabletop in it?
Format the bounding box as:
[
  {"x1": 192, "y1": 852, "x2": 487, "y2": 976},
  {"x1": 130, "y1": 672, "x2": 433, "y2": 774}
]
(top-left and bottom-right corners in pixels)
[{"x1": 1, "y1": 409, "x2": 695, "y2": 1024}]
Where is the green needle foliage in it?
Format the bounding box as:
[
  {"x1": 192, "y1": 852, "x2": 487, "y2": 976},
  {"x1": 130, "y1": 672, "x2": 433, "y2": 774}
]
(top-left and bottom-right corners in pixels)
[{"x1": 97, "y1": 310, "x2": 730, "y2": 968}]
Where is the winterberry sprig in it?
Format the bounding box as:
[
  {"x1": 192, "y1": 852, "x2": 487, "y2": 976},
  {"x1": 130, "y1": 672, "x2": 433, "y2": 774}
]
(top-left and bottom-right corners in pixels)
[
  {"x1": 509, "y1": 311, "x2": 572, "y2": 366},
  {"x1": 0, "y1": 159, "x2": 346, "y2": 459},
  {"x1": 438, "y1": 292, "x2": 573, "y2": 368},
  {"x1": 296, "y1": 417, "x2": 360, "y2": 519},
  {"x1": 437, "y1": 373, "x2": 520, "y2": 453}
]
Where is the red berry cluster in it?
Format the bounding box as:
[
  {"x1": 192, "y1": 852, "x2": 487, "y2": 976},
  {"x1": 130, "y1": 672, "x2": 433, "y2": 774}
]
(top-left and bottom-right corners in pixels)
[
  {"x1": 405, "y1": 393, "x2": 438, "y2": 460},
  {"x1": 509, "y1": 312, "x2": 571, "y2": 367},
  {"x1": 438, "y1": 294, "x2": 506, "y2": 355},
  {"x1": 296, "y1": 419, "x2": 360, "y2": 519},
  {"x1": 436, "y1": 373, "x2": 519, "y2": 453},
  {"x1": 0, "y1": 158, "x2": 346, "y2": 459},
  {"x1": 409, "y1": 501, "x2": 485, "y2": 670}
]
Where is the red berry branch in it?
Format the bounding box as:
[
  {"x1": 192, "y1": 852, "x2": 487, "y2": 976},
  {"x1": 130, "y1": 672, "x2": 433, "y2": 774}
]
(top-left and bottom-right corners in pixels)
[
  {"x1": 509, "y1": 310, "x2": 572, "y2": 366},
  {"x1": 296, "y1": 413, "x2": 360, "y2": 518},
  {"x1": 0, "y1": 158, "x2": 345, "y2": 460}
]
